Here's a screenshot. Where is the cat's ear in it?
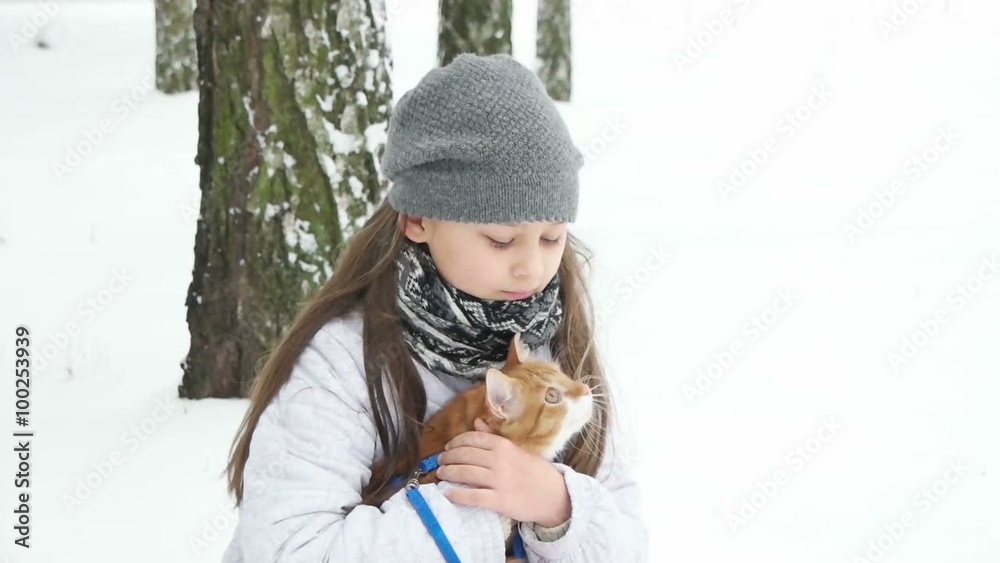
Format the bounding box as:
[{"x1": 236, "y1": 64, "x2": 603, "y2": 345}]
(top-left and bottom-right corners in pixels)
[
  {"x1": 485, "y1": 368, "x2": 522, "y2": 420},
  {"x1": 506, "y1": 333, "x2": 530, "y2": 367}
]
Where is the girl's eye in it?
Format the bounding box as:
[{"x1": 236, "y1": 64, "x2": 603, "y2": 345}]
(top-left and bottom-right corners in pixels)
[
  {"x1": 486, "y1": 235, "x2": 562, "y2": 249},
  {"x1": 544, "y1": 388, "x2": 563, "y2": 404},
  {"x1": 487, "y1": 237, "x2": 513, "y2": 249}
]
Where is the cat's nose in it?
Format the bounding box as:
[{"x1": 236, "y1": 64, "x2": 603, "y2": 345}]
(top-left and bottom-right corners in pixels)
[{"x1": 580, "y1": 384, "x2": 591, "y2": 396}]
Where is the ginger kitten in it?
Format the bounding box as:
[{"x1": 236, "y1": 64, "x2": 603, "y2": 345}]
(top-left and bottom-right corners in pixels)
[{"x1": 363, "y1": 333, "x2": 594, "y2": 558}]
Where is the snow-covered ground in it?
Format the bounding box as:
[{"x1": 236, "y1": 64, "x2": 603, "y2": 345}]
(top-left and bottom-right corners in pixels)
[{"x1": 2, "y1": 0, "x2": 999, "y2": 561}]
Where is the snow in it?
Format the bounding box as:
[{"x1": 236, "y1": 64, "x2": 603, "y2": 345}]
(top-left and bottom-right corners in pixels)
[
  {"x1": 316, "y1": 92, "x2": 334, "y2": 112},
  {"x1": 324, "y1": 120, "x2": 364, "y2": 153},
  {"x1": 364, "y1": 120, "x2": 388, "y2": 153},
  {"x1": 333, "y1": 63, "x2": 351, "y2": 86},
  {"x1": 262, "y1": 202, "x2": 285, "y2": 221},
  {"x1": 1, "y1": 0, "x2": 999, "y2": 561}
]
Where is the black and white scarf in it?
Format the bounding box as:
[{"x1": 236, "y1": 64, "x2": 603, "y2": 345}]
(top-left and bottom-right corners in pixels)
[{"x1": 394, "y1": 241, "x2": 563, "y2": 380}]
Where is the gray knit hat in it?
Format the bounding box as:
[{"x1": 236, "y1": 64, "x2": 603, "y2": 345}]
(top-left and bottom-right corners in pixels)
[{"x1": 382, "y1": 53, "x2": 584, "y2": 224}]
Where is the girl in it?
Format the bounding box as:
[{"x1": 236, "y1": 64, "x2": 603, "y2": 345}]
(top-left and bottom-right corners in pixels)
[{"x1": 222, "y1": 53, "x2": 648, "y2": 562}]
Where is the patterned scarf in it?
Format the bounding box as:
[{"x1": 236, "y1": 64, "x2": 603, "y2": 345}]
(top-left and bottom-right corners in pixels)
[{"x1": 394, "y1": 241, "x2": 563, "y2": 380}]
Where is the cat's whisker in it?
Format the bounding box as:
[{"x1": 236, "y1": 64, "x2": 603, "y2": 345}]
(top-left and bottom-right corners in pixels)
[
  {"x1": 575, "y1": 418, "x2": 603, "y2": 459},
  {"x1": 588, "y1": 393, "x2": 609, "y2": 406},
  {"x1": 580, "y1": 435, "x2": 601, "y2": 459},
  {"x1": 584, "y1": 383, "x2": 607, "y2": 395}
]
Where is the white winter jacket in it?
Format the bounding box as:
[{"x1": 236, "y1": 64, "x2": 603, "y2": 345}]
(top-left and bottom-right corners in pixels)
[{"x1": 222, "y1": 307, "x2": 648, "y2": 562}]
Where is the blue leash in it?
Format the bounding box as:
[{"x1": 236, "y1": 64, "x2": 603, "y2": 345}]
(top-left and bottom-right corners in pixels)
[
  {"x1": 394, "y1": 453, "x2": 526, "y2": 561},
  {"x1": 512, "y1": 528, "x2": 526, "y2": 558}
]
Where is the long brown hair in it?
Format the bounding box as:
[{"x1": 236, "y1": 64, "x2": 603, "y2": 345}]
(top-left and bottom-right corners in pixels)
[{"x1": 225, "y1": 199, "x2": 614, "y2": 506}]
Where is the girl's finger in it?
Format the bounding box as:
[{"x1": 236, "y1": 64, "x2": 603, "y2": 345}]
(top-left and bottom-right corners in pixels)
[
  {"x1": 438, "y1": 445, "x2": 495, "y2": 469},
  {"x1": 438, "y1": 463, "x2": 494, "y2": 488},
  {"x1": 473, "y1": 418, "x2": 492, "y2": 433},
  {"x1": 445, "y1": 429, "x2": 501, "y2": 451},
  {"x1": 444, "y1": 487, "x2": 497, "y2": 511}
]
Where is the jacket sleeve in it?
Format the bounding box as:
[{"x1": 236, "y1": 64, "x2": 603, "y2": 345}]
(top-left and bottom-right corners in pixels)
[
  {"x1": 518, "y1": 431, "x2": 649, "y2": 562},
  {"x1": 231, "y1": 326, "x2": 506, "y2": 562}
]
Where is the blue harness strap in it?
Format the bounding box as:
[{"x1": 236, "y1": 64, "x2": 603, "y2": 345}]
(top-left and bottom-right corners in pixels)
[
  {"x1": 417, "y1": 454, "x2": 441, "y2": 474},
  {"x1": 389, "y1": 454, "x2": 441, "y2": 490},
  {"x1": 397, "y1": 454, "x2": 461, "y2": 563},
  {"x1": 406, "y1": 485, "x2": 462, "y2": 563},
  {"x1": 393, "y1": 453, "x2": 528, "y2": 562},
  {"x1": 512, "y1": 527, "x2": 526, "y2": 558}
]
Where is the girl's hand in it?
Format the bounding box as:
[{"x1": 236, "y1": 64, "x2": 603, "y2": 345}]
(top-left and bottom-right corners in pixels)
[{"x1": 437, "y1": 418, "x2": 571, "y2": 528}]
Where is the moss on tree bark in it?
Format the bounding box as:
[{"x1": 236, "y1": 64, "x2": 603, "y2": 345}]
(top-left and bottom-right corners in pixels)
[
  {"x1": 179, "y1": 0, "x2": 392, "y2": 399},
  {"x1": 155, "y1": 0, "x2": 198, "y2": 93},
  {"x1": 536, "y1": 0, "x2": 572, "y2": 101},
  {"x1": 438, "y1": 0, "x2": 512, "y2": 67}
]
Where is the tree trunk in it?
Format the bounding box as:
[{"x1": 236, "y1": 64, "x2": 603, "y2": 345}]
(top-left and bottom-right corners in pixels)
[
  {"x1": 536, "y1": 0, "x2": 571, "y2": 101},
  {"x1": 154, "y1": 0, "x2": 198, "y2": 93},
  {"x1": 438, "y1": 0, "x2": 512, "y2": 67},
  {"x1": 178, "y1": 0, "x2": 393, "y2": 399}
]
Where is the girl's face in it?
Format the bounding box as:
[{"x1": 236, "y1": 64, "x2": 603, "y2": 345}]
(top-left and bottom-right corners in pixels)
[{"x1": 399, "y1": 214, "x2": 568, "y2": 301}]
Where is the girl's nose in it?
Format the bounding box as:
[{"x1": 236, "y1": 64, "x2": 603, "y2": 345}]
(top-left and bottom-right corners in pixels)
[{"x1": 513, "y1": 247, "x2": 544, "y2": 280}]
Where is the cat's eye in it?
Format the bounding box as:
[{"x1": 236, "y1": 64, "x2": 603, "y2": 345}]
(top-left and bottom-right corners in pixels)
[{"x1": 544, "y1": 388, "x2": 563, "y2": 404}]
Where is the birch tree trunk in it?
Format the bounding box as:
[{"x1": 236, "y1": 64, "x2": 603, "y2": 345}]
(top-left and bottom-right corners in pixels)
[
  {"x1": 154, "y1": 0, "x2": 198, "y2": 93},
  {"x1": 438, "y1": 0, "x2": 512, "y2": 67},
  {"x1": 178, "y1": 0, "x2": 392, "y2": 398},
  {"x1": 536, "y1": 0, "x2": 571, "y2": 101}
]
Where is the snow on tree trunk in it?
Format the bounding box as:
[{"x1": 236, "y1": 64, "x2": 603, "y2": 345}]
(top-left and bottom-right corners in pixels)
[
  {"x1": 536, "y1": 0, "x2": 571, "y2": 101},
  {"x1": 438, "y1": 0, "x2": 512, "y2": 67},
  {"x1": 154, "y1": 0, "x2": 197, "y2": 93},
  {"x1": 179, "y1": 0, "x2": 392, "y2": 399}
]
